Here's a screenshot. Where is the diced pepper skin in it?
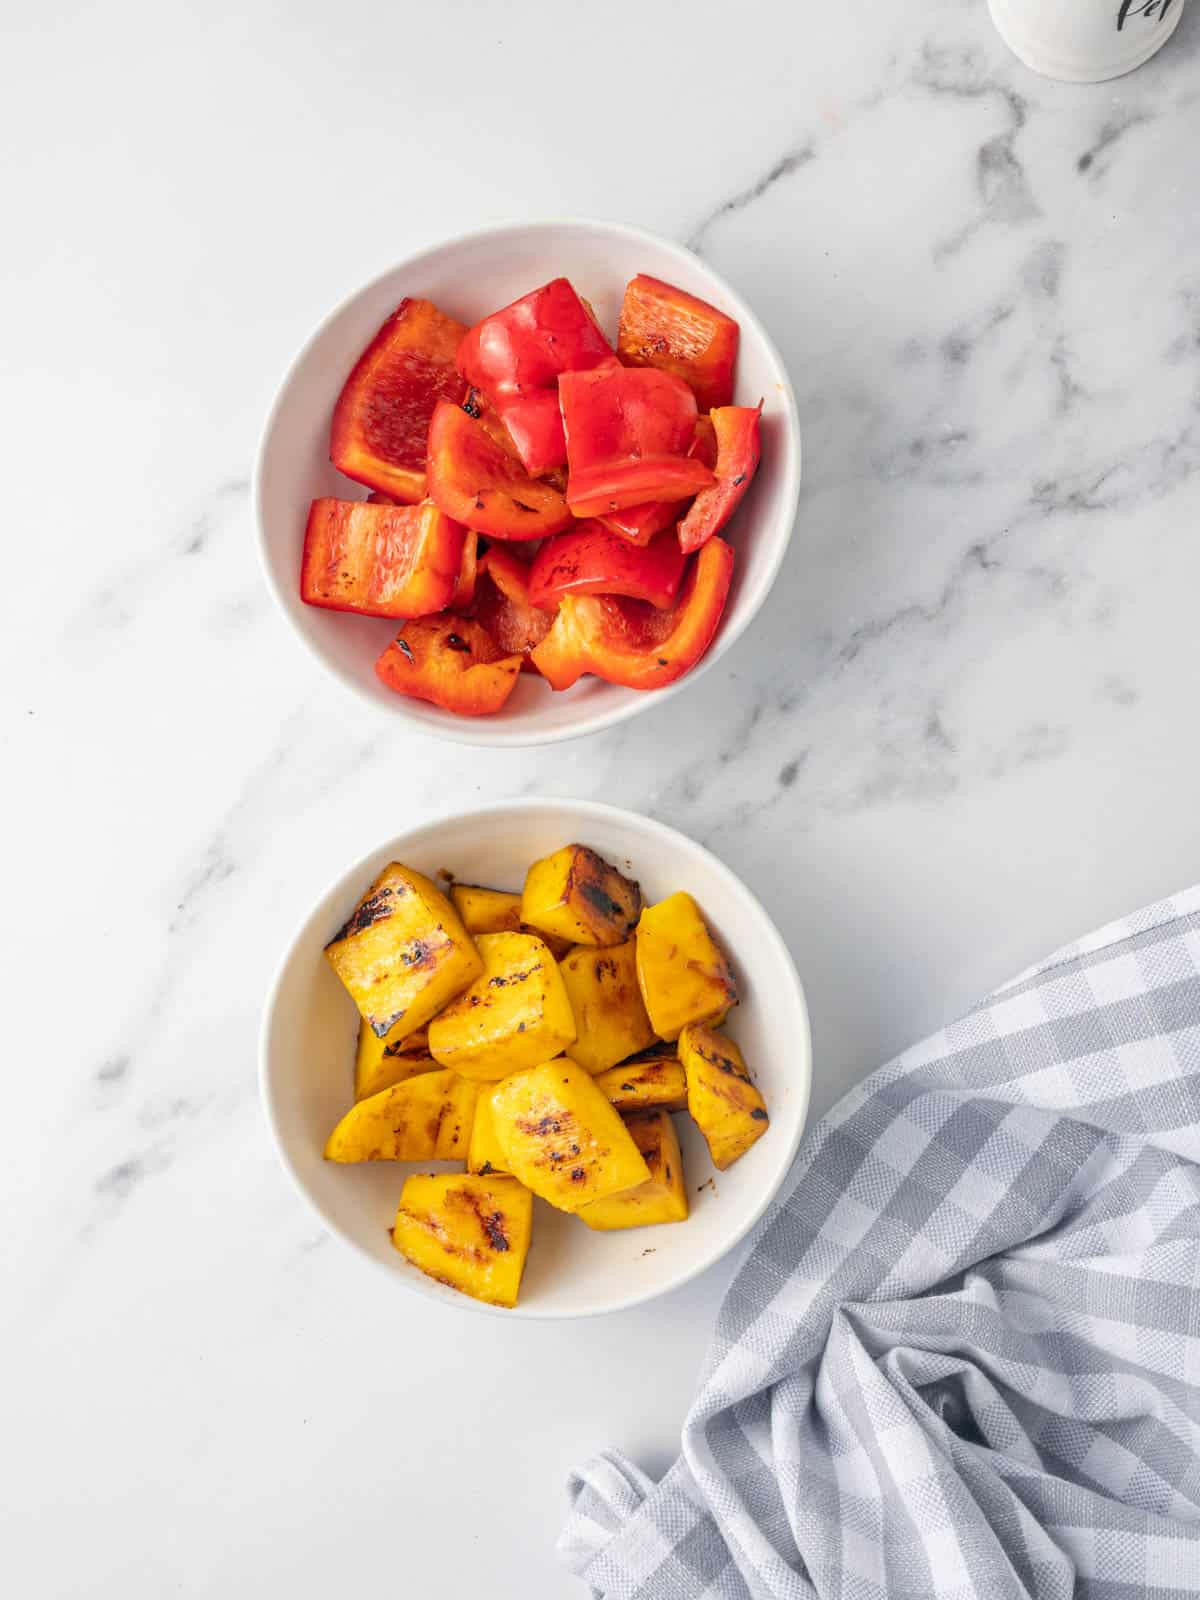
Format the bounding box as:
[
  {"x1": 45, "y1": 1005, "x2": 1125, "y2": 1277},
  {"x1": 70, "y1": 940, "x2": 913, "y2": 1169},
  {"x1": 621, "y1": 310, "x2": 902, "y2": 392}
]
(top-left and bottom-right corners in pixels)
[
  {"x1": 529, "y1": 523, "x2": 685, "y2": 612},
  {"x1": 325, "y1": 862, "x2": 483, "y2": 1042},
  {"x1": 617, "y1": 274, "x2": 739, "y2": 413},
  {"x1": 427, "y1": 932, "x2": 577, "y2": 1081},
  {"x1": 593, "y1": 1045, "x2": 688, "y2": 1113},
  {"x1": 457, "y1": 278, "x2": 615, "y2": 475},
  {"x1": 426, "y1": 401, "x2": 573, "y2": 540},
  {"x1": 561, "y1": 367, "x2": 715, "y2": 517},
  {"x1": 324, "y1": 1069, "x2": 479, "y2": 1162},
  {"x1": 597, "y1": 499, "x2": 681, "y2": 546},
  {"x1": 375, "y1": 616, "x2": 522, "y2": 717},
  {"x1": 354, "y1": 1020, "x2": 438, "y2": 1102},
  {"x1": 475, "y1": 546, "x2": 555, "y2": 665},
  {"x1": 577, "y1": 1108, "x2": 689, "y2": 1230},
  {"x1": 331, "y1": 298, "x2": 468, "y2": 502},
  {"x1": 678, "y1": 404, "x2": 763, "y2": 554},
  {"x1": 447, "y1": 529, "x2": 479, "y2": 613},
  {"x1": 530, "y1": 536, "x2": 734, "y2": 692},
  {"x1": 300, "y1": 498, "x2": 466, "y2": 618},
  {"x1": 635, "y1": 890, "x2": 737, "y2": 1041},
  {"x1": 490, "y1": 1059, "x2": 651, "y2": 1213},
  {"x1": 467, "y1": 1085, "x2": 511, "y2": 1176},
  {"x1": 521, "y1": 844, "x2": 642, "y2": 948},
  {"x1": 678, "y1": 1024, "x2": 768, "y2": 1170},
  {"x1": 392, "y1": 1173, "x2": 532, "y2": 1307},
  {"x1": 559, "y1": 940, "x2": 656, "y2": 1075},
  {"x1": 449, "y1": 883, "x2": 572, "y2": 958}
]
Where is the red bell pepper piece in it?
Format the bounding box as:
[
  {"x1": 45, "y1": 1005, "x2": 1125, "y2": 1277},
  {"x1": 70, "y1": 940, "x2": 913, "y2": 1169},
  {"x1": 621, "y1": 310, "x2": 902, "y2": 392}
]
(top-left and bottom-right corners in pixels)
[
  {"x1": 529, "y1": 524, "x2": 685, "y2": 611},
  {"x1": 596, "y1": 419, "x2": 720, "y2": 544},
  {"x1": 300, "y1": 498, "x2": 466, "y2": 618},
  {"x1": 617, "y1": 275, "x2": 739, "y2": 413},
  {"x1": 561, "y1": 367, "x2": 715, "y2": 518},
  {"x1": 531, "y1": 537, "x2": 734, "y2": 691},
  {"x1": 447, "y1": 529, "x2": 479, "y2": 613},
  {"x1": 426, "y1": 401, "x2": 573, "y2": 540},
  {"x1": 475, "y1": 546, "x2": 555, "y2": 666},
  {"x1": 678, "y1": 404, "x2": 763, "y2": 554},
  {"x1": 457, "y1": 278, "x2": 614, "y2": 476},
  {"x1": 330, "y1": 299, "x2": 467, "y2": 503},
  {"x1": 375, "y1": 616, "x2": 522, "y2": 716}
]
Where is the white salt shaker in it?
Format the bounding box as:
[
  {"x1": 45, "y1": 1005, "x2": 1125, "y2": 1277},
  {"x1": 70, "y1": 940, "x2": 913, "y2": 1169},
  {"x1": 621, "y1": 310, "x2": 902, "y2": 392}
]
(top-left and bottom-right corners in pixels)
[{"x1": 988, "y1": 0, "x2": 1186, "y2": 81}]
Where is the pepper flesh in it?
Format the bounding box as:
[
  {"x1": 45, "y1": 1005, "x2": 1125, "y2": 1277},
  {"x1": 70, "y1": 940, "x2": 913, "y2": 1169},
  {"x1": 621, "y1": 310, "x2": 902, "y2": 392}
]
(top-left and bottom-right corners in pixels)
[
  {"x1": 617, "y1": 274, "x2": 739, "y2": 413},
  {"x1": 376, "y1": 615, "x2": 522, "y2": 716},
  {"x1": 531, "y1": 536, "x2": 734, "y2": 691},
  {"x1": 529, "y1": 523, "x2": 684, "y2": 611},
  {"x1": 561, "y1": 367, "x2": 714, "y2": 518},
  {"x1": 300, "y1": 498, "x2": 466, "y2": 618},
  {"x1": 678, "y1": 404, "x2": 763, "y2": 554},
  {"x1": 475, "y1": 545, "x2": 554, "y2": 666},
  {"x1": 426, "y1": 400, "x2": 573, "y2": 540},
  {"x1": 596, "y1": 418, "x2": 720, "y2": 544},
  {"x1": 457, "y1": 278, "x2": 614, "y2": 476},
  {"x1": 330, "y1": 298, "x2": 467, "y2": 502}
]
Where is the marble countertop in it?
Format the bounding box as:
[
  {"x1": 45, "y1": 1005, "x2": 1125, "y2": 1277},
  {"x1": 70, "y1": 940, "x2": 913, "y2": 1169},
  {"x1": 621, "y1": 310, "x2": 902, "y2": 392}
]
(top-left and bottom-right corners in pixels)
[{"x1": 6, "y1": 1, "x2": 1199, "y2": 1594}]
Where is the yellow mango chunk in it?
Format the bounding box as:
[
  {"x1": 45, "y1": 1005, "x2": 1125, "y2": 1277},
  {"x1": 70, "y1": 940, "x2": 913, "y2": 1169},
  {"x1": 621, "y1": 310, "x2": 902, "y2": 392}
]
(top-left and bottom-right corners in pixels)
[
  {"x1": 324, "y1": 1070, "x2": 478, "y2": 1163},
  {"x1": 635, "y1": 891, "x2": 737, "y2": 1041},
  {"x1": 354, "y1": 1021, "x2": 436, "y2": 1101},
  {"x1": 521, "y1": 844, "x2": 642, "y2": 949},
  {"x1": 450, "y1": 881, "x2": 572, "y2": 958},
  {"x1": 325, "y1": 863, "x2": 482, "y2": 1043},
  {"x1": 427, "y1": 931, "x2": 577, "y2": 1081},
  {"x1": 467, "y1": 1084, "x2": 510, "y2": 1176},
  {"x1": 578, "y1": 1108, "x2": 689, "y2": 1230},
  {"x1": 559, "y1": 940, "x2": 655, "y2": 1075},
  {"x1": 593, "y1": 1044, "x2": 688, "y2": 1112},
  {"x1": 678, "y1": 1024, "x2": 768, "y2": 1170},
  {"x1": 392, "y1": 1173, "x2": 532, "y2": 1308},
  {"x1": 490, "y1": 1059, "x2": 650, "y2": 1212}
]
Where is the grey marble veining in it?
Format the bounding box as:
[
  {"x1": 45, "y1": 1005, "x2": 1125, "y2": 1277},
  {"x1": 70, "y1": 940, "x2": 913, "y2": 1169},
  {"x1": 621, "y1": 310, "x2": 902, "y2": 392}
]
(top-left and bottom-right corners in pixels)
[{"x1": 3, "y1": 1, "x2": 1199, "y2": 1595}]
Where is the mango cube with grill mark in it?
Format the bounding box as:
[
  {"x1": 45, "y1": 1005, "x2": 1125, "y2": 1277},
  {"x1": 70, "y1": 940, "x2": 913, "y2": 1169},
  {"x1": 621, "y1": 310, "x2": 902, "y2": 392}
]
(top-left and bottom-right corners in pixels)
[
  {"x1": 427, "y1": 931, "x2": 577, "y2": 1080},
  {"x1": 635, "y1": 890, "x2": 736, "y2": 1041},
  {"x1": 324, "y1": 1069, "x2": 478, "y2": 1163},
  {"x1": 467, "y1": 1084, "x2": 510, "y2": 1176},
  {"x1": 392, "y1": 1173, "x2": 532, "y2": 1307},
  {"x1": 325, "y1": 863, "x2": 483, "y2": 1042},
  {"x1": 679, "y1": 1023, "x2": 768, "y2": 1170},
  {"x1": 521, "y1": 844, "x2": 642, "y2": 948},
  {"x1": 490, "y1": 1058, "x2": 650, "y2": 1212},
  {"x1": 449, "y1": 881, "x2": 571, "y2": 958},
  {"x1": 559, "y1": 940, "x2": 656, "y2": 1075},
  {"x1": 593, "y1": 1043, "x2": 688, "y2": 1112},
  {"x1": 353, "y1": 1021, "x2": 437, "y2": 1101},
  {"x1": 578, "y1": 1108, "x2": 689, "y2": 1230}
]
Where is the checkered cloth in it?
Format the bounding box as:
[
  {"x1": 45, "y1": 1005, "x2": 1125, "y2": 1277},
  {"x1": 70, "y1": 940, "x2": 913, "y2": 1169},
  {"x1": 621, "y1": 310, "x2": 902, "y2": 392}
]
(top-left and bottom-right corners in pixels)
[{"x1": 560, "y1": 887, "x2": 1200, "y2": 1598}]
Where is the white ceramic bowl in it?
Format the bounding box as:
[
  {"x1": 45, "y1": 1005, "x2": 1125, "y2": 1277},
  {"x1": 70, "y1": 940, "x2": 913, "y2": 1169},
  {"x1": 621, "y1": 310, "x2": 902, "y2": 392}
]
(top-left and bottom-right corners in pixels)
[
  {"x1": 261, "y1": 800, "x2": 811, "y2": 1318},
  {"x1": 254, "y1": 220, "x2": 802, "y2": 748}
]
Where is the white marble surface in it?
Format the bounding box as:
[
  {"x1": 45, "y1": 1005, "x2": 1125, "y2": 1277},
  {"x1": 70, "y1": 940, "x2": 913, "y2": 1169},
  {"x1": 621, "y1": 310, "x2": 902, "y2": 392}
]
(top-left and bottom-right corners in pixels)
[{"x1": 5, "y1": 1, "x2": 1200, "y2": 1594}]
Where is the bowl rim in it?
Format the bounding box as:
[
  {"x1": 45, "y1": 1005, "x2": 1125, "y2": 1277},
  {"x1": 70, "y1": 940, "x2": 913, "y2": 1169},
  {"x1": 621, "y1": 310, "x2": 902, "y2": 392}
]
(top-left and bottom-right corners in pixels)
[
  {"x1": 252, "y1": 216, "x2": 803, "y2": 750},
  {"x1": 258, "y1": 797, "x2": 812, "y2": 1319}
]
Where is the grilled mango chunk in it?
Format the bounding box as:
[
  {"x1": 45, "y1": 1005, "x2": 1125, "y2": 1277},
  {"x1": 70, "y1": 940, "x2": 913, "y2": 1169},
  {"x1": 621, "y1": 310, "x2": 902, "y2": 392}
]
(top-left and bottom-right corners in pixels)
[
  {"x1": 467, "y1": 1084, "x2": 510, "y2": 1176},
  {"x1": 593, "y1": 1043, "x2": 688, "y2": 1112},
  {"x1": 578, "y1": 1108, "x2": 688, "y2": 1230},
  {"x1": 678, "y1": 1023, "x2": 768, "y2": 1169},
  {"x1": 490, "y1": 1059, "x2": 650, "y2": 1212},
  {"x1": 427, "y1": 931, "x2": 576, "y2": 1080},
  {"x1": 325, "y1": 863, "x2": 482, "y2": 1042},
  {"x1": 635, "y1": 891, "x2": 737, "y2": 1041},
  {"x1": 449, "y1": 882, "x2": 571, "y2": 958},
  {"x1": 324, "y1": 1069, "x2": 478, "y2": 1162},
  {"x1": 354, "y1": 1022, "x2": 436, "y2": 1101},
  {"x1": 559, "y1": 940, "x2": 655, "y2": 1075},
  {"x1": 521, "y1": 844, "x2": 642, "y2": 948},
  {"x1": 392, "y1": 1173, "x2": 532, "y2": 1308}
]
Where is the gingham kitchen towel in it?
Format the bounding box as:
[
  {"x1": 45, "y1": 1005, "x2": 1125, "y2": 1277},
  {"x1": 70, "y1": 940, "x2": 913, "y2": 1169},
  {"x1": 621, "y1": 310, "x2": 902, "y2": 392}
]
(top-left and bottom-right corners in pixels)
[{"x1": 560, "y1": 886, "x2": 1200, "y2": 1598}]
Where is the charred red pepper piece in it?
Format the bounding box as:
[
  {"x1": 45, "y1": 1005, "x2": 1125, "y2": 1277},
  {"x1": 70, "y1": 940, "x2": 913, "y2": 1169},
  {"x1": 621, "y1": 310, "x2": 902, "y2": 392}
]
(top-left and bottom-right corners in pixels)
[
  {"x1": 457, "y1": 278, "x2": 614, "y2": 476},
  {"x1": 529, "y1": 523, "x2": 685, "y2": 611},
  {"x1": 330, "y1": 299, "x2": 467, "y2": 502},
  {"x1": 561, "y1": 367, "x2": 715, "y2": 518},
  {"x1": 447, "y1": 529, "x2": 479, "y2": 613},
  {"x1": 475, "y1": 546, "x2": 555, "y2": 666},
  {"x1": 376, "y1": 616, "x2": 522, "y2": 716},
  {"x1": 596, "y1": 418, "x2": 720, "y2": 544},
  {"x1": 531, "y1": 537, "x2": 734, "y2": 691},
  {"x1": 617, "y1": 275, "x2": 739, "y2": 413},
  {"x1": 427, "y1": 401, "x2": 573, "y2": 540},
  {"x1": 678, "y1": 404, "x2": 763, "y2": 553},
  {"x1": 300, "y1": 498, "x2": 466, "y2": 618}
]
